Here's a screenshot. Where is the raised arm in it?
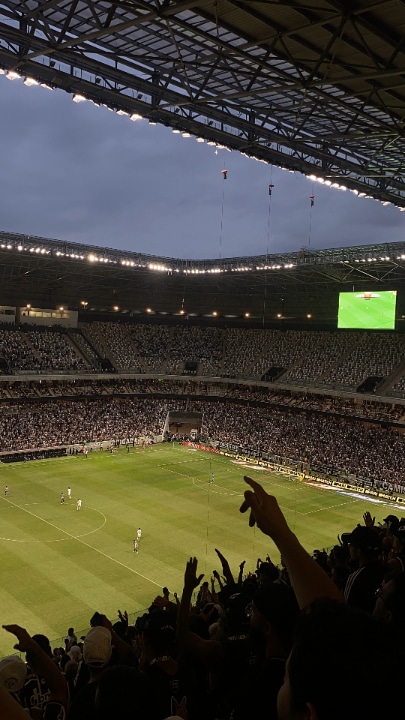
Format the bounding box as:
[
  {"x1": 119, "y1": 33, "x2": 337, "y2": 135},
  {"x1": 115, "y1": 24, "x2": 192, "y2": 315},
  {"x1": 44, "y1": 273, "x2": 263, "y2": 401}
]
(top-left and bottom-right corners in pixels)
[
  {"x1": 237, "y1": 560, "x2": 246, "y2": 585},
  {"x1": 2, "y1": 624, "x2": 67, "y2": 706},
  {"x1": 239, "y1": 476, "x2": 343, "y2": 609},
  {"x1": 176, "y1": 557, "x2": 221, "y2": 666},
  {"x1": 214, "y1": 548, "x2": 235, "y2": 585}
]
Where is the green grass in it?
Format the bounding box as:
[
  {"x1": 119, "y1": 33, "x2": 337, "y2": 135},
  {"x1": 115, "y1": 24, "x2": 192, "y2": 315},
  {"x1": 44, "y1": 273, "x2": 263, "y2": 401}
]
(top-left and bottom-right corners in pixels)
[{"x1": 0, "y1": 444, "x2": 393, "y2": 656}]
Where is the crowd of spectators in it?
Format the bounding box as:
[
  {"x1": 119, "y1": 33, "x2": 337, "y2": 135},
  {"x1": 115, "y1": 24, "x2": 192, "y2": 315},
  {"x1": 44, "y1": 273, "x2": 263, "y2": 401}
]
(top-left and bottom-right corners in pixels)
[
  {"x1": 0, "y1": 398, "x2": 167, "y2": 451},
  {"x1": 320, "y1": 331, "x2": 405, "y2": 390},
  {"x1": 0, "y1": 395, "x2": 404, "y2": 486},
  {"x1": 82, "y1": 323, "x2": 140, "y2": 371},
  {"x1": 165, "y1": 326, "x2": 223, "y2": 376},
  {"x1": 1, "y1": 325, "x2": 405, "y2": 718},
  {"x1": 128, "y1": 324, "x2": 171, "y2": 373},
  {"x1": 1, "y1": 478, "x2": 404, "y2": 720},
  {"x1": 0, "y1": 328, "x2": 90, "y2": 374},
  {"x1": 1, "y1": 377, "x2": 403, "y2": 426},
  {"x1": 1, "y1": 323, "x2": 405, "y2": 397},
  {"x1": 68, "y1": 329, "x2": 102, "y2": 371}
]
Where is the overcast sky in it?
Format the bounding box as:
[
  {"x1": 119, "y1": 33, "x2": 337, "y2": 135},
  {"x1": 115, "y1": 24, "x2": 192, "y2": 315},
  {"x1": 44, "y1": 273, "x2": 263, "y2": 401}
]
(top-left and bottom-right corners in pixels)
[{"x1": 1, "y1": 75, "x2": 404, "y2": 260}]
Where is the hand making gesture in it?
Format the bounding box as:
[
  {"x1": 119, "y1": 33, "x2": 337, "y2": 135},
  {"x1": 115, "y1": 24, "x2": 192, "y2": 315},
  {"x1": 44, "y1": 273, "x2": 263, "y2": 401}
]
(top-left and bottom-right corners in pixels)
[
  {"x1": 239, "y1": 475, "x2": 343, "y2": 608},
  {"x1": 3, "y1": 624, "x2": 35, "y2": 653},
  {"x1": 240, "y1": 475, "x2": 291, "y2": 542},
  {"x1": 214, "y1": 548, "x2": 235, "y2": 584},
  {"x1": 184, "y1": 556, "x2": 204, "y2": 593}
]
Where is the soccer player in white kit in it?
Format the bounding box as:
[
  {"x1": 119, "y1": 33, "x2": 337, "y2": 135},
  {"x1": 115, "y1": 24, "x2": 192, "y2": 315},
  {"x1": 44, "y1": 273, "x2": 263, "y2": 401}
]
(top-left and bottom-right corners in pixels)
[{"x1": 76, "y1": 499, "x2": 82, "y2": 511}]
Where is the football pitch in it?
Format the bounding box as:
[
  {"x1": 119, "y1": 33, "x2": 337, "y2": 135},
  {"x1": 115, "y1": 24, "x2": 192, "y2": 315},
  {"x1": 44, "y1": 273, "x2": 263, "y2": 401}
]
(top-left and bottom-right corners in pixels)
[{"x1": 0, "y1": 444, "x2": 393, "y2": 656}]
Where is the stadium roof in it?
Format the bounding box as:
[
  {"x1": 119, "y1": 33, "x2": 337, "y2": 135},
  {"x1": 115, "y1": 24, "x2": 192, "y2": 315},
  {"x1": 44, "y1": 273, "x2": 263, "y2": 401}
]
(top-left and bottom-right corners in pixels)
[
  {"x1": 1, "y1": 230, "x2": 405, "y2": 327},
  {"x1": 1, "y1": 1, "x2": 405, "y2": 206}
]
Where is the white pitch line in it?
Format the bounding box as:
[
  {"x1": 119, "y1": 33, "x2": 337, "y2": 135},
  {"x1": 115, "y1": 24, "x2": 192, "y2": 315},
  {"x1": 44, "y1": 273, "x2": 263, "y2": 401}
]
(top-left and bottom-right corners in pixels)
[
  {"x1": 300, "y1": 498, "x2": 363, "y2": 515},
  {"x1": 0, "y1": 498, "x2": 161, "y2": 588}
]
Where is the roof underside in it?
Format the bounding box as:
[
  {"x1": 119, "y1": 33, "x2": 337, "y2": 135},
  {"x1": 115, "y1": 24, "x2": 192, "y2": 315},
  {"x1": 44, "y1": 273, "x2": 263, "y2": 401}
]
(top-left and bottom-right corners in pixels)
[
  {"x1": 1, "y1": 1, "x2": 405, "y2": 205},
  {"x1": 1, "y1": 231, "x2": 405, "y2": 325}
]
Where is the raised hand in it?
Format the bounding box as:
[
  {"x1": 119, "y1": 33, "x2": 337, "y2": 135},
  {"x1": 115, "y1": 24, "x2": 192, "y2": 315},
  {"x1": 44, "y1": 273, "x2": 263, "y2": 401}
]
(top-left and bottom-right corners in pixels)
[
  {"x1": 240, "y1": 476, "x2": 290, "y2": 541},
  {"x1": 184, "y1": 556, "x2": 204, "y2": 593},
  {"x1": 118, "y1": 609, "x2": 128, "y2": 627},
  {"x1": 2, "y1": 624, "x2": 34, "y2": 653},
  {"x1": 363, "y1": 511, "x2": 375, "y2": 528},
  {"x1": 214, "y1": 548, "x2": 234, "y2": 583}
]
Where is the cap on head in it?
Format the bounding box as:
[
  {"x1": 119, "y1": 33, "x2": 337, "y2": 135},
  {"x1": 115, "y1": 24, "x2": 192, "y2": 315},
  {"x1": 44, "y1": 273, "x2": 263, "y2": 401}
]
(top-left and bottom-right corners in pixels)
[
  {"x1": 348, "y1": 526, "x2": 382, "y2": 553},
  {"x1": 83, "y1": 627, "x2": 112, "y2": 667},
  {"x1": 0, "y1": 655, "x2": 27, "y2": 693}
]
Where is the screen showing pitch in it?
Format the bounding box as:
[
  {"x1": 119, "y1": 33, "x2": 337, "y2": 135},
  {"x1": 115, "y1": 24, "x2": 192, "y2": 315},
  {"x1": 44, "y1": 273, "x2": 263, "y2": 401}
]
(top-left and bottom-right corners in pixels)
[{"x1": 337, "y1": 291, "x2": 397, "y2": 330}]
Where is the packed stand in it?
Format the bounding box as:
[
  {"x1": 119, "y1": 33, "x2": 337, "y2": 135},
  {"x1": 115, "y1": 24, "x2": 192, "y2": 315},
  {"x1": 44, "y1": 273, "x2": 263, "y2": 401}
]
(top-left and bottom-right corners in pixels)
[
  {"x1": 68, "y1": 330, "x2": 102, "y2": 372},
  {"x1": 0, "y1": 398, "x2": 168, "y2": 451},
  {"x1": 281, "y1": 331, "x2": 358, "y2": 386},
  {"x1": 250, "y1": 330, "x2": 320, "y2": 380},
  {"x1": 391, "y1": 372, "x2": 405, "y2": 399},
  {"x1": 165, "y1": 326, "x2": 223, "y2": 376},
  {"x1": 222, "y1": 328, "x2": 275, "y2": 378},
  {"x1": 0, "y1": 395, "x2": 405, "y2": 486},
  {"x1": 0, "y1": 328, "x2": 39, "y2": 371},
  {"x1": 81, "y1": 323, "x2": 140, "y2": 371},
  {"x1": 0, "y1": 328, "x2": 91, "y2": 373},
  {"x1": 320, "y1": 332, "x2": 405, "y2": 390},
  {"x1": 127, "y1": 324, "x2": 170, "y2": 373},
  {"x1": 28, "y1": 330, "x2": 89, "y2": 372}
]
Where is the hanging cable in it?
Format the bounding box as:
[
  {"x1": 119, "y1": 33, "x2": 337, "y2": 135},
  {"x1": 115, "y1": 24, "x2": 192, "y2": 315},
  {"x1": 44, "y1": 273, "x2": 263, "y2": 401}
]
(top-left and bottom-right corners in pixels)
[
  {"x1": 262, "y1": 171, "x2": 274, "y2": 327},
  {"x1": 308, "y1": 187, "x2": 315, "y2": 247},
  {"x1": 218, "y1": 167, "x2": 227, "y2": 259}
]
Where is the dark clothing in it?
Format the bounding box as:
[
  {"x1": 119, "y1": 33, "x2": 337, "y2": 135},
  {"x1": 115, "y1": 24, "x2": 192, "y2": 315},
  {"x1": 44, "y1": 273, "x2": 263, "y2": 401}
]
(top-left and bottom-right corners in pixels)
[
  {"x1": 144, "y1": 657, "x2": 208, "y2": 720},
  {"x1": 67, "y1": 681, "x2": 97, "y2": 720},
  {"x1": 344, "y1": 560, "x2": 385, "y2": 613},
  {"x1": 231, "y1": 656, "x2": 286, "y2": 720}
]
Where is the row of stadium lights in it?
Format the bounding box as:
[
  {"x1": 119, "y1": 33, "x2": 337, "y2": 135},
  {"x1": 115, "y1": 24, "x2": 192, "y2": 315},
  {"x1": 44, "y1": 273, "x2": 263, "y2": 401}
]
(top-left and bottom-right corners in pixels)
[
  {"x1": 306, "y1": 174, "x2": 405, "y2": 210},
  {"x1": 0, "y1": 68, "x2": 230, "y2": 152},
  {"x1": 2, "y1": 242, "x2": 299, "y2": 272},
  {"x1": 3, "y1": 242, "x2": 405, "y2": 270},
  {"x1": 4, "y1": 67, "x2": 403, "y2": 197},
  {"x1": 22, "y1": 301, "x2": 307, "y2": 319},
  {"x1": 77, "y1": 302, "x2": 310, "y2": 320}
]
